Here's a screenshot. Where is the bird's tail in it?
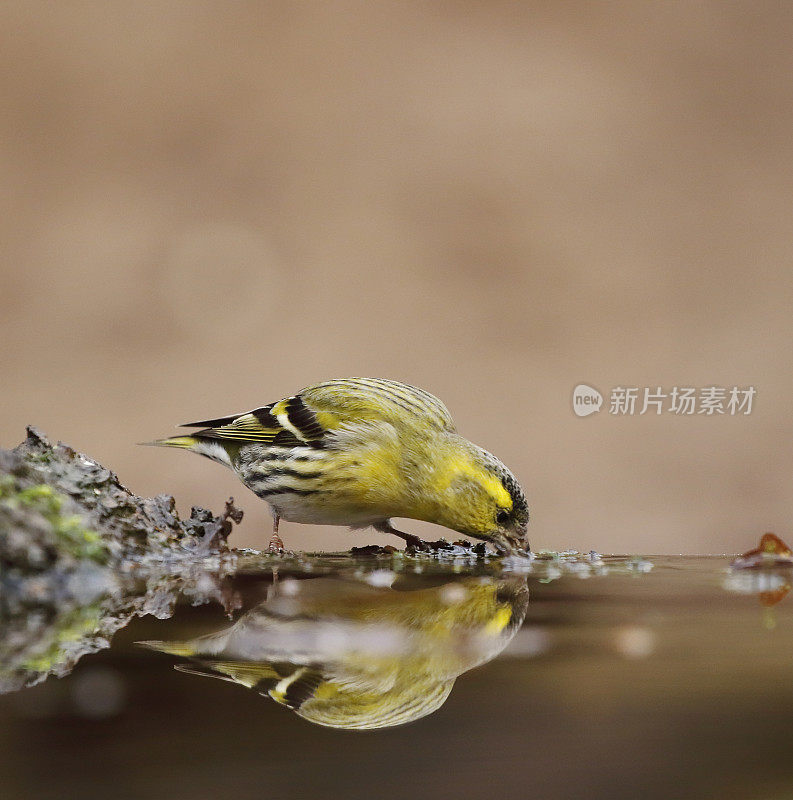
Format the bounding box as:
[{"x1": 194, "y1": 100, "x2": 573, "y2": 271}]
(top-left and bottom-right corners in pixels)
[
  {"x1": 139, "y1": 435, "x2": 234, "y2": 467},
  {"x1": 138, "y1": 639, "x2": 281, "y2": 689},
  {"x1": 139, "y1": 436, "x2": 200, "y2": 450},
  {"x1": 137, "y1": 639, "x2": 198, "y2": 657}
]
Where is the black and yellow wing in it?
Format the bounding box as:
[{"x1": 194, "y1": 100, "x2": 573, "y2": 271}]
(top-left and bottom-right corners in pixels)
[
  {"x1": 180, "y1": 377, "x2": 456, "y2": 448},
  {"x1": 181, "y1": 395, "x2": 325, "y2": 448}
]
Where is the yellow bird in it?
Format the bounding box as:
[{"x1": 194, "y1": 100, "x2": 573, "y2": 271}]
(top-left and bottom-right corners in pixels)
[{"x1": 148, "y1": 378, "x2": 529, "y2": 553}]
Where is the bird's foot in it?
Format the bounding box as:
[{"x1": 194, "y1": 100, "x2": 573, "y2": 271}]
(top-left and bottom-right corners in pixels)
[
  {"x1": 402, "y1": 534, "x2": 433, "y2": 553},
  {"x1": 374, "y1": 521, "x2": 431, "y2": 553},
  {"x1": 350, "y1": 544, "x2": 399, "y2": 556},
  {"x1": 267, "y1": 532, "x2": 285, "y2": 553}
]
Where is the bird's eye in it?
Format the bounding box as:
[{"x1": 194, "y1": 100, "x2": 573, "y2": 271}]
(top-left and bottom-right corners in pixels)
[{"x1": 496, "y1": 509, "x2": 510, "y2": 525}]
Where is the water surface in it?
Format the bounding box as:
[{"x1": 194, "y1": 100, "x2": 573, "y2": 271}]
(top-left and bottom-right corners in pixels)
[{"x1": 1, "y1": 550, "x2": 792, "y2": 800}]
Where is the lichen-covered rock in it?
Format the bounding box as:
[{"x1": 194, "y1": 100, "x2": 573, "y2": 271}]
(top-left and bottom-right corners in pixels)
[
  {"x1": 1, "y1": 427, "x2": 242, "y2": 568},
  {"x1": 0, "y1": 427, "x2": 245, "y2": 692}
]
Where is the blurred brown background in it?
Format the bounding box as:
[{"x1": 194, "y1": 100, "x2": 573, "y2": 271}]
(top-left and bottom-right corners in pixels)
[{"x1": 2, "y1": 1, "x2": 791, "y2": 554}]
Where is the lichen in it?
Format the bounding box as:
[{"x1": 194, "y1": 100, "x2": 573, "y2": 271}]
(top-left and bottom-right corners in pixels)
[
  {"x1": 17, "y1": 604, "x2": 105, "y2": 674},
  {"x1": 0, "y1": 481, "x2": 108, "y2": 563}
]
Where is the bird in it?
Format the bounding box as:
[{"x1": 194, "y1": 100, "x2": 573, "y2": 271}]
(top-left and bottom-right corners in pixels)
[
  {"x1": 138, "y1": 573, "x2": 529, "y2": 729},
  {"x1": 146, "y1": 377, "x2": 529, "y2": 553}
]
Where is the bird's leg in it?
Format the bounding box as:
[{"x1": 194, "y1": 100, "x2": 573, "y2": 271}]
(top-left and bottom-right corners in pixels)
[
  {"x1": 375, "y1": 521, "x2": 430, "y2": 552},
  {"x1": 268, "y1": 512, "x2": 285, "y2": 553},
  {"x1": 266, "y1": 567, "x2": 279, "y2": 601}
]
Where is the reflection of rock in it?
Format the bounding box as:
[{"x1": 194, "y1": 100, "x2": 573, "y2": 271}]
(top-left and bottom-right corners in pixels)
[
  {"x1": 141, "y1": 575, "x2": 529, "y2": 730},
  {"x1": 0, "y1": 427, "x2": 243, "y2": 693},
  {"x1": 727, "y1": 532, "x2": 793, "y2": 607},
  {"x1": 2, "y1": 569, "x2": 187, "y2": 694},
  {"x1": 725, "y1": 533, "x2": 793, "y2": 629}
]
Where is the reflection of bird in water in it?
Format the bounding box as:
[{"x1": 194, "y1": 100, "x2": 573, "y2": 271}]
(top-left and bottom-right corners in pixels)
[{"x1": 140, "y1": 575, "x2": 528, "y2": 729}]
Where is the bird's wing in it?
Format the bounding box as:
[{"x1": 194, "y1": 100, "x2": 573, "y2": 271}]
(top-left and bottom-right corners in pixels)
[
  {"x1": 173, "y1": 660, "x2": 281, "y2": 689},
  {"x1": 300, "y1": 378, "x2": 456, "y2": 432},
  {"x1": 297, "y1": 673, "x2": 457, "y2": 729},
  {"x1": 180, "y1": 395, "x2": 325, "y2": 447},
  {"x1": 180, "y1": 378, "x2": 455, "y2": 446},
  {"x1": 162, "y1": 651, "x2": 454, "y2": 729}
]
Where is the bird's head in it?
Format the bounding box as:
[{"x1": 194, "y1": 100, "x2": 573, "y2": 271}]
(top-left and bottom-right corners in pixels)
[{"x1": 428, "y1": 439, "x2": 530, "y2": 555}]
